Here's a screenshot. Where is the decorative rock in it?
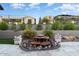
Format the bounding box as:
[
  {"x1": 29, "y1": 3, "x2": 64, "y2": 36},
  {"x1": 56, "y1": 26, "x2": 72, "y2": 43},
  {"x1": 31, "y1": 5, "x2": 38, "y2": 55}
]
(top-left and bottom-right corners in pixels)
[
  {"x1": 37, "y1": 46, "x2": 42, "y2": 49},
  {"x1": 54, "y1": 33, "x2": 62, "y2": 43},
  {"x1": 63, "y1": 35, "x2": 76, "y2": 41},
  {"x1": 30, "y1": 45, "x2": 32, "y2": 47},
  {"x1": 54, "y1": 42, "x2": 58, "y2": 46},
  {"x1": 48, "y1": 45, "x2": 51, "y2": 48},
  {"x1": 23, "y1": 43, "x2": 26, "y2": 48},
  {"x1": 13, "y1": 35, "x2": 22, "y2": 45},
  {"x1": 45, "y1": 46, "x2": 48, "y2": 49}
]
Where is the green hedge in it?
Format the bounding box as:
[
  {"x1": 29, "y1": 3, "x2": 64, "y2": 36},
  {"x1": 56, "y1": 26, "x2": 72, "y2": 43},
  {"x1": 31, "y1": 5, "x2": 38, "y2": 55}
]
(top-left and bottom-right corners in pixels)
[
  {"x1": 0, "y1": 21, "x2": 8, "y2": 30},
  {"x1": 64, "y1": 20, "x2": 76, "y2": 30},
  {"x1": 51, "y1": 21, "x2": 63, "y2": 30},
  {"x1": 0, "y1": 38, "x2": 14, "y2": 44},
  {"x1": 35, "y1": 24, "x2": 43, "y2": 30}
]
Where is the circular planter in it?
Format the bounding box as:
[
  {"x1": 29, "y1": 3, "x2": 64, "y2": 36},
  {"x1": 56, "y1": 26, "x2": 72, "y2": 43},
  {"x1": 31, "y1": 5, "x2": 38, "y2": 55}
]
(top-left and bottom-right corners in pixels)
[
  {"x1": 19, "y1": 40, "x2": 60, "y2": 51},
  {"x1": 19, "y1": 34, "x2": 60, "y2": 51}
]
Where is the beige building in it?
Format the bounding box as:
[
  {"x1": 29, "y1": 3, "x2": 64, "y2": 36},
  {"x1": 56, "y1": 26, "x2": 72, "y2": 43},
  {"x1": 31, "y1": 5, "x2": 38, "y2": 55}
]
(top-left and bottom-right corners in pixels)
[
  {"x1": 23, "y1": 16, "x2": 36, "y2": 24},
  {"x1": 0, "y1": 15, "x2": 36, "y2": 24},
  {"x1": 39, "y1": 16, "x2": 54, "y2": 24},
  {"x1": 54, "y1": 15, "x2": 79, "y2": 24},
  {"x1": 0, "y1": 16, "x2": 2, "y2": 22}
]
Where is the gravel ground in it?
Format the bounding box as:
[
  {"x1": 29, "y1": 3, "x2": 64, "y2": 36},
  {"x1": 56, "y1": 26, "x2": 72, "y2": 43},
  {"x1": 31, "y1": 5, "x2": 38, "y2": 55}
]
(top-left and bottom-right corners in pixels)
[{"x1": 0, "y1": 42, "x2": 79, "y2": 56}]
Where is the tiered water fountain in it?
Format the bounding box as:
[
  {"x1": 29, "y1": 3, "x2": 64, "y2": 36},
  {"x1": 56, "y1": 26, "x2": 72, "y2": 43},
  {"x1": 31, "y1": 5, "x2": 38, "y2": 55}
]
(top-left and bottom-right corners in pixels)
[{"x1": 13, "y1": 33, "x2": 61, "y2": 51}]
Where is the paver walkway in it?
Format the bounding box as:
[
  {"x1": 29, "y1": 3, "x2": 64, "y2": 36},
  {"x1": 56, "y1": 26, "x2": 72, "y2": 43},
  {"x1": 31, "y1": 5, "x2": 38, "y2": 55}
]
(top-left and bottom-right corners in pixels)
[{"x1": 0, "y1": 42, "x2": 79, "y2": 56}]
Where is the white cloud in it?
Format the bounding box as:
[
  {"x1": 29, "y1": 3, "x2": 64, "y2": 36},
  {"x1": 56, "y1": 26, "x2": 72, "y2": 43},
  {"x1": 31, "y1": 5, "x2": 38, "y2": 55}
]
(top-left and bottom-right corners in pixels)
[
  {"x1": 61, "y1": 4, "x2": 79, "y2": 11},
  {"x1": 54, "y1": 4, "x2": 79, "y2": 11},
  {"x1": 10, "y1": 3, "x2": 41, "y2": 10},
  {"x1": 74, "y1": 5, "x2": 79, "y2": 8},
  {"x1": 74, "y1": 5, "x2": 79, "y2": 11},
  {"x1": 54, "y1": 7, "x2": 59, "y2": 10},
  {"x1": 61, "y1": 11, "x2": 68, "y2": 14},
  {"x1": 28, "y1": 3, "x2": 40, "y2": 8},
  {"x1": 11, "y1": 3, "x2": 26, "y2": 9},
  {"x1": 47, "y1": 3, "x2": 54, "y2": 6},
  {"x1": 60, "y1": 4, "x2": 76, "y2": 11},
  {"x1": 53, "y1": 4, "x2": 79, "y2": 14}
]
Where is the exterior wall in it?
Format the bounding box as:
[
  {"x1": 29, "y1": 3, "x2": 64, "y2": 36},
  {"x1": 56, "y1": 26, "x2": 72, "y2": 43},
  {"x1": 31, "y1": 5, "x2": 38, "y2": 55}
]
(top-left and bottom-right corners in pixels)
[
  {"x1": 76, "y1": 21, "x2": 79, "y2": 24},
  {"x1": 0, "y1": 16, "x2": 36, "y2": 24},
  {"x1": 0, "y1": 16, "x2": 2, "y2": 22},
  {"x1": 1, "y1": 15, "x2": 23, "y2": 22},
  {"x1": 54, "y1": 16, "x2": 79, "y2": 24},
  {"x1": 39, "y1": 16, "x2": 54, "y2": 24},
  {"x1": 24, "y1": 16, "x2": 36, "y2": 24},
  {"x1": 2, "y1": 15, "x2": 22, "y2": 19}
]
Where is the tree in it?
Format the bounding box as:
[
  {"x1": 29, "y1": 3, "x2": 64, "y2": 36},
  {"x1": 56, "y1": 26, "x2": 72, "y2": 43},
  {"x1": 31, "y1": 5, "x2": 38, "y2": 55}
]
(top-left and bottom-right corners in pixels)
[
  {"x1": 64, "y1": 20, "x2": 76, "y2": 30},
  {"x1": 41, "y1": 16, "x2": 51, "y2": 24},
  {"x1": 51, "y1": 21, "x2": 63, "y2": 30}
]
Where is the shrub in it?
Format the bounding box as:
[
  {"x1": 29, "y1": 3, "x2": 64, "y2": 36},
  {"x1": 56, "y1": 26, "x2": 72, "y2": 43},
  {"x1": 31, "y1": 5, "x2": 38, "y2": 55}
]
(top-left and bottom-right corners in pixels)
[
  {"x1": 43, "y1": 30, "x2": 54, "y2": 38},
  {"x1": 51, "y1": 21, "x2": 63, "y2": 30},
  {"x1": 22, "y1": 29, "x2": 37, "y2": 39},
  {"x1": 11, "y1": 23, "x2": 16, "y2": 31},
  {"x1": 26, "y1": 24, "x2": 32, "y2": 30},
  {"x1": 0, "y1": 21, "x2": 8, "y2": 30},
  {"x1": 75, "y1": 25, "x2": 79, "y2": 30},
  {"x1": 64, "y1": 20, "x2": 76, "y2": 30},
  {"x1": 19, "y1": 23, "x2": 26, "y2": 30},
  {"x1": 35, "y1": 24, "x2": 43, "y2": 30},
  {"x1": 0, "y1": 38, "x2": 14, "y2": 44},
  {"x1": 45, "y1": 24, "x2": 51, "y2": 30}
]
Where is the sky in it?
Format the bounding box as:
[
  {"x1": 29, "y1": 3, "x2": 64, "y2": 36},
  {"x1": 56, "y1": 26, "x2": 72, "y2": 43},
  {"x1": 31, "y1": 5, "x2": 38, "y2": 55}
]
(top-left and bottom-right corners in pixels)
[{"x1": 1, "y1": 3, "x2": 79, "y2": 23}]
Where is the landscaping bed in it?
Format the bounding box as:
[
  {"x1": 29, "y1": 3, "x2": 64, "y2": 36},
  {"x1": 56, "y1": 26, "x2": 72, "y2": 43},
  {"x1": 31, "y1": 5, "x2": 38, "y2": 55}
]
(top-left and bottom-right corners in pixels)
[{"x1": 0, "y1": 38, "x2": 14, "y2": 44}]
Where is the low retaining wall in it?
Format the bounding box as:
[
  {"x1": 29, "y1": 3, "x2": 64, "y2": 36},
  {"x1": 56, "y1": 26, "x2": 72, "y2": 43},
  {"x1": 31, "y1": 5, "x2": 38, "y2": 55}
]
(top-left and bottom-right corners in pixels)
[
  {"x1": 0, "y1": 30, "x2": 23, "y2": 38},
  {"x1": 0, "y1": 30, "x2": 79, "y2": 38},
  {"x1": 8, "y1": 24, "x2": 52, "y2": 30},
  {"x1": 54, "y1": 30, "x2": 79, "y2": 36}
]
